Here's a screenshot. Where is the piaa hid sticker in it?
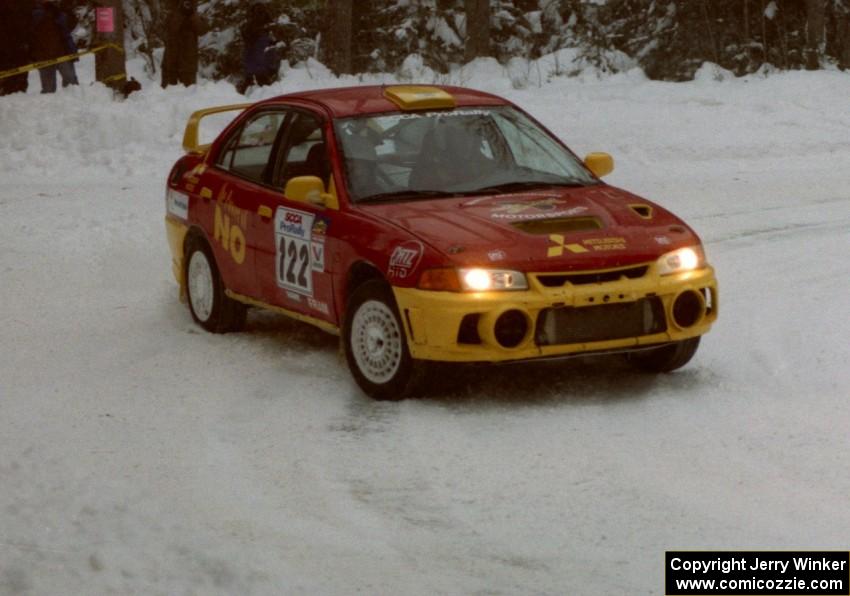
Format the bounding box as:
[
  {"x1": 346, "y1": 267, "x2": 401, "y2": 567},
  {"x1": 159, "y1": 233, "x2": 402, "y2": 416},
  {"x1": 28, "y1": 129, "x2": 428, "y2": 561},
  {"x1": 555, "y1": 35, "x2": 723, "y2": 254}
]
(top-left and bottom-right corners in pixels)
[{"x1": 388, "y1": 241, "x2": 424, "y2": 279}]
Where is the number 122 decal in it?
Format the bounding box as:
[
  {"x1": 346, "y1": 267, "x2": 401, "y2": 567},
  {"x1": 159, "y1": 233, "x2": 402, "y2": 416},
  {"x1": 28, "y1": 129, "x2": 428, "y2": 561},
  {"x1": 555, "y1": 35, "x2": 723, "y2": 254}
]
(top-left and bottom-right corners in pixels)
[{"x1": 275, "y1": 207, "x2": 316, "y2": 296}]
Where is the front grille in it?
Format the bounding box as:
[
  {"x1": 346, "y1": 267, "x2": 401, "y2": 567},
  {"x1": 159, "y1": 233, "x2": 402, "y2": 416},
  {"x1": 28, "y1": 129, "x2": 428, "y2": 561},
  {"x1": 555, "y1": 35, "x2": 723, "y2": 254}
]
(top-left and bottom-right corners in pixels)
[
  {"x1": 536, "y1": 265, "x2": 648, "y2": 287},
  {"x1": 535, "y1": 297, "x2": 666, "y2": 346}
]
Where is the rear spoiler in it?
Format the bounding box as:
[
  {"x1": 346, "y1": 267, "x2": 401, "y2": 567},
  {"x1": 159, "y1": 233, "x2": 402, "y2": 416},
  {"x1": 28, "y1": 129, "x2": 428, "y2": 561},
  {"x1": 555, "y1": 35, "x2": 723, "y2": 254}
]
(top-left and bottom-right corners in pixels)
[{"x1": 182, "y1": 103, "x2": 253, "y2": 154}]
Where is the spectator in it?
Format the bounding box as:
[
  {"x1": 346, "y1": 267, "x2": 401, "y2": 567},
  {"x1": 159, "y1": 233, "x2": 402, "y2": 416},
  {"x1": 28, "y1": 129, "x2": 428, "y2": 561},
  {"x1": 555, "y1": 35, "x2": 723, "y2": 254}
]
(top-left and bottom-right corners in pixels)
[
  {"x1": 237, "y1": 2, "x2": 280, "y2": 94},
  {"x1": 31, "y1": 0, "x2": 78, "y2": 94},
  {"x1": 161, "y1": 0, "x2": 202, "y2": 88},
  {"x1": 0, "y1": 0, "x2": 34, "y2": 96}
]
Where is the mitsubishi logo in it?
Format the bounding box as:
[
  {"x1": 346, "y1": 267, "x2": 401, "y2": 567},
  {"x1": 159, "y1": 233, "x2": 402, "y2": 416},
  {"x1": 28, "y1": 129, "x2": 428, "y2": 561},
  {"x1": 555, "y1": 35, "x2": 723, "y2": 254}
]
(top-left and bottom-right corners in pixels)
[{"x1": 547, "y1": 234, "x2": 589, "y2": 257}]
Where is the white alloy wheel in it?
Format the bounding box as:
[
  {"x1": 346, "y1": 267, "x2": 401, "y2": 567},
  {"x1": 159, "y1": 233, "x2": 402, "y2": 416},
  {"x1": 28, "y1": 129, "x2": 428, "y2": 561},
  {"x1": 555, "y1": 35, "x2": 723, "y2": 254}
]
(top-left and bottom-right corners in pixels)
[
  {"x1": 188, "y1": 250, "x2": 214, "y2": 323},
  {"x1": 350, "y1": 299, "x2": 404, "y2": 384}
]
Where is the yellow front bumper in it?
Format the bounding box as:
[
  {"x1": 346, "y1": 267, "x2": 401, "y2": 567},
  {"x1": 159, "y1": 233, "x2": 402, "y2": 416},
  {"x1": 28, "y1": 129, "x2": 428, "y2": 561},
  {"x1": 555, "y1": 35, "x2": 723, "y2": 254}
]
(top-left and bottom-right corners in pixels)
[
  {"x1": 165, "y1": 215, "x2": 189, "y2": 300},
  {"x1": 393, "y1": 266, "x2": 718, "y2": 363}
]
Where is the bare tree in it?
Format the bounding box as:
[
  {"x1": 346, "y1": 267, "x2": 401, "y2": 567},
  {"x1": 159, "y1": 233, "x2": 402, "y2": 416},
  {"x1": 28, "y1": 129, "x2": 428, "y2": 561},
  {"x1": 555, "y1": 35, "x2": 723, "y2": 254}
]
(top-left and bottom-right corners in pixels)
[
  {"x1": 125, "y1": 0, "x2": 166, "y2": 76},
  {"x1": 806, "y1": 0, "x2": 826, "y2": 69},
  {"x1": 94, "y1": 0, "x2": 127, "y2": 87},
  {"x1": 464, "y1": 0, "x2": 491, "y2": 61},
  {"x1": 325, "y1": 0, "x2": 353, "y2": 75}
]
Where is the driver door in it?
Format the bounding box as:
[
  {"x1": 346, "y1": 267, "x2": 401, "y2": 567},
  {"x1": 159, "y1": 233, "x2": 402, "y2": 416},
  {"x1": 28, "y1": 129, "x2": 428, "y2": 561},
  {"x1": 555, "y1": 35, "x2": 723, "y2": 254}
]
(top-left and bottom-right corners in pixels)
[{"x1": 253, "y1": 110, "x2": 337, "y2": 324}]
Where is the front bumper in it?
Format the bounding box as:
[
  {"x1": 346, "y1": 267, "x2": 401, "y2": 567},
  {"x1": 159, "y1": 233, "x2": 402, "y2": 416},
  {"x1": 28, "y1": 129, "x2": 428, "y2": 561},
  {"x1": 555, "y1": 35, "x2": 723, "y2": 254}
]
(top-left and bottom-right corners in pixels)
[
  {"x1": 165, "y1": 215, "x2": 189, "y2": 300},
  {"x1": 393, "y1": 265, "x2": 718, "y2": 363}
]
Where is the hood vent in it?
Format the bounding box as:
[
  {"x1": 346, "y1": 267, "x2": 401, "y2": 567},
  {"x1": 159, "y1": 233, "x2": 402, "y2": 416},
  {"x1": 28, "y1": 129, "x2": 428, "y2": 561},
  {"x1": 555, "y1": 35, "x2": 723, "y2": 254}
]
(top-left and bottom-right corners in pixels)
[
  {"x1": 629, "y1": 204, "x2": 653, "y2": 219},
  {"x1": 511, "y1": 216, "x2": 602, "y2": 236}
]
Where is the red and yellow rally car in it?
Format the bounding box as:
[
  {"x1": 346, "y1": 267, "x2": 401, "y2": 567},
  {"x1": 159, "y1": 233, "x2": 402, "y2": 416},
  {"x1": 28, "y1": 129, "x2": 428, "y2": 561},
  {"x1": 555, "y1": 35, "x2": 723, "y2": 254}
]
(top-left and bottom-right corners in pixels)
[{"x1": 165, "y1": 85, "x2": 717, "y2": 400}]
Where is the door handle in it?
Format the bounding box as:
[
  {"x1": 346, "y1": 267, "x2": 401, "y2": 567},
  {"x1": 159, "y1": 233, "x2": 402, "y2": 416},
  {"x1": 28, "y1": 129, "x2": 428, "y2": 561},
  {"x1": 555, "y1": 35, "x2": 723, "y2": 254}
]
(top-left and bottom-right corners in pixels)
[{"x1": 258, "y1": 205, "x2": 273, "y2": 220}]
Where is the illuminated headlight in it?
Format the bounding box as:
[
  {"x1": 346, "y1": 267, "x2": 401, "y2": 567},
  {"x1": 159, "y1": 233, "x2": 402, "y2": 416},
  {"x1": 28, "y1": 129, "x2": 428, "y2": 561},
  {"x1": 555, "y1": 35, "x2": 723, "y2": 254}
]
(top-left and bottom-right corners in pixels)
[
  {"x1": 459, "y1": 268, "x2": 528, "y2": 292},
  {"x1": 657, "y1": 246, "x2": 705, "y2": 275}
]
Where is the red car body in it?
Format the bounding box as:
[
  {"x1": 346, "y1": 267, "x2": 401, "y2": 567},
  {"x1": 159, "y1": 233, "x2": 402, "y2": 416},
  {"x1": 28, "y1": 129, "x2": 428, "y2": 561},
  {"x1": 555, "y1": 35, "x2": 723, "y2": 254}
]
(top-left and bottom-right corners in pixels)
[{"x1": 165, "y1": 85, "x2": 717, "y2": 399}]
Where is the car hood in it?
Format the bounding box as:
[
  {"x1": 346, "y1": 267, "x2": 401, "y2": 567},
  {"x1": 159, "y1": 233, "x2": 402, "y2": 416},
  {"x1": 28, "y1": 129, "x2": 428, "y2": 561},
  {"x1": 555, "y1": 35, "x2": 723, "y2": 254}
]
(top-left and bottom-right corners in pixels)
[{"x1": 361, "y1": 184, "x2": 701, "y2": 272}]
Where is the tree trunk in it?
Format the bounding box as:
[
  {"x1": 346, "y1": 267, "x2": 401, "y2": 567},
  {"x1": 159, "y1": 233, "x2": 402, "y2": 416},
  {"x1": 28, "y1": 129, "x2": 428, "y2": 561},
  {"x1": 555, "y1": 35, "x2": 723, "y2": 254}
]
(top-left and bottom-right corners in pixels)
[
  {"x1": 326, "y1": 0, "x2": 353, "y2": 75},
  {"x1": 839, "y1": 18, "x2": 850, "y2": 70},
  {"x1": 94, "y1": 0, "x2": 127, "y2": 88},
  {"x1": 805, "y1": 0, "x2": 826, "y2": 69},
  {"x1": 464, "y1": 0, "x2": 491, "y2": 61}
]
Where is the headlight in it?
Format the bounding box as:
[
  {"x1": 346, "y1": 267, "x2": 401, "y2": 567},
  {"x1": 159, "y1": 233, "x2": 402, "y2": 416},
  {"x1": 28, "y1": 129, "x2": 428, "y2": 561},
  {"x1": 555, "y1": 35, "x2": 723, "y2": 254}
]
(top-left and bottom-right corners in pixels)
[
  {"x1": 417, "y1": 268, "x2": 528, "y2": 292},
  {"x1": 657, "y1": 246, "x2": 705, "y2": 276},
  {"x1": 459, "y1": 268, "x2": 528, "y2": 291}
]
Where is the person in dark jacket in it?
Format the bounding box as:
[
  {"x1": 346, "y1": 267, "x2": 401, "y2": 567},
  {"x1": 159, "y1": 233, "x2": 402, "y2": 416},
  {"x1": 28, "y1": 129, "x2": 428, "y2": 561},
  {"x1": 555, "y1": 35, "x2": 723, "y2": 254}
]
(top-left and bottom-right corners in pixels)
[
  {"x1": 161, "y1": 0, "x2": 202, "y2": 88},
  {"x1": 31, "y1": 0, "x2": 78, "y2": 93},
  {"x1": 0, "y1": 0, "x2": 34, "y2": 95},
  {"x1": 237, "y1": 3, "x2": 280, "y2": 94}
]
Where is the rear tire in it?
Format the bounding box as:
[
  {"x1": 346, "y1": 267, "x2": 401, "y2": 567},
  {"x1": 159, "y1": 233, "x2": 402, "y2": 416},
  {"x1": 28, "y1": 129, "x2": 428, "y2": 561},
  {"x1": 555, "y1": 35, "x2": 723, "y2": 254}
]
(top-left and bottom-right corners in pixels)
[
  {"x1": 628, "y1": 337, "x2": 700, "y2": 373},
  {"x1": 185, "y1": 238, "x2": 246, "y2": 333},
  {"x1": 343, "y1": 280, "x2": 421, "y2": 400}
]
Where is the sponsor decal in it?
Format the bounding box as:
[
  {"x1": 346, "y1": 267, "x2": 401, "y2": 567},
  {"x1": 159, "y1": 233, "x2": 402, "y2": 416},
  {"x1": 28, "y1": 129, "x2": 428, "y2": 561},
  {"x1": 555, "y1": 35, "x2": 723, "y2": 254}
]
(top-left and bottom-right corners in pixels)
[
  {"x1": 491, "y1": 198, "x2": 589, "y2": 220},
  {"x1": 311, "y1": 216, "x2": 330, "y2": 237},
  {"x1": 488, "y1": 249, "x2": 507, "y2": 262},
  {"x1": 492, "y1": 197, "x2": 564, "y2": 215},
  {"x1": 275, "y1": 207, "x2": 316, "y2": 296},
  {"x1": 584, "y1": 237, "x2": 627, "y2": 251},
  {"x1": 547, "y1": 235, "x2": 627, "y2": 257},
  {"x1": 285, "y1": 291, "x2": 302, "y2": 303},
  {"x1": 307, "y1": 297, "x2": 330, "y2": 316},
  {"x1": 166, "y1": 189, "x2": 189, "y2": 220},
  {"x1": 213, "y1": 185, "x2": 248, "y2": 265},
  {"x1": 388, "y1": 241, "x2": 424, "y2": 279},
  {"x1": 655, "y1": 236, "x2": 672, "y2": 246},
  {"x1": 311, "y1": 241, "x2": 325, "y2": 272},
  {"x1": 548, "y1": 234, "x2": 589, "y2": 257}
]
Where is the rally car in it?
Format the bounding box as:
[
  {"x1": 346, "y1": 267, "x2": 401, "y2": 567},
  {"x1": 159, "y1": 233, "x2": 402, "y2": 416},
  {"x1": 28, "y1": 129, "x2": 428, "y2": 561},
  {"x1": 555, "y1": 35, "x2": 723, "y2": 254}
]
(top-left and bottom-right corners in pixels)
[{"x1": 165, "y1": 85, "x2": 718, "y2": 400}]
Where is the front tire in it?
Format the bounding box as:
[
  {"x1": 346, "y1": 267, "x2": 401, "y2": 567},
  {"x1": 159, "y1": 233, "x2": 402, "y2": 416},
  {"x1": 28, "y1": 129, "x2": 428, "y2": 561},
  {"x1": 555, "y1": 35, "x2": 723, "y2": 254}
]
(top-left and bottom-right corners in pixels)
[
  {"x1": 343, "y1": 280, "x2": 421, "y2": 400},
  {"x1": 185, "y1": 238, "x2": 246, "y2": 333},
  {"x1": 627, "y1": 337, "x2": 700, "y2": 373}
]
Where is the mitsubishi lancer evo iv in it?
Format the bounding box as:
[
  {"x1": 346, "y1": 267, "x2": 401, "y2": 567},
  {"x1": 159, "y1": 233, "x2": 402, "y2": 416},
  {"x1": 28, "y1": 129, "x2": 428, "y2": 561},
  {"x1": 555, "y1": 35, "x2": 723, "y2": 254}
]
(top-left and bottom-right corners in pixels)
[{"x1": 165, "y1": 85, "x2": 717, "y2": 400}]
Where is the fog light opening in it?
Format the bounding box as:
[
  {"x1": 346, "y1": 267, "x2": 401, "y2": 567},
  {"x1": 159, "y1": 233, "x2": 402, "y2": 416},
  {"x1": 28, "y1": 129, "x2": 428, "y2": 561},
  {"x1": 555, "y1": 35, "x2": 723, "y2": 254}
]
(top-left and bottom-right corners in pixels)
[
  {"x1": 672, "y1": 290, "x2": 705, "y2": 329},
  {"x1": 493, "y1": 309, "x2": 529, "y2": 349}
]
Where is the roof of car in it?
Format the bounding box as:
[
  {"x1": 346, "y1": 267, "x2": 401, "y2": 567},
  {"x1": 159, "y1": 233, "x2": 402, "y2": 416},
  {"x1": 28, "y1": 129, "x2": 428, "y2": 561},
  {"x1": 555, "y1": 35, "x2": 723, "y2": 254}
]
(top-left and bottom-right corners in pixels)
[{"x1": 258, "y1": 85, "x2": 509, "y2": 118}]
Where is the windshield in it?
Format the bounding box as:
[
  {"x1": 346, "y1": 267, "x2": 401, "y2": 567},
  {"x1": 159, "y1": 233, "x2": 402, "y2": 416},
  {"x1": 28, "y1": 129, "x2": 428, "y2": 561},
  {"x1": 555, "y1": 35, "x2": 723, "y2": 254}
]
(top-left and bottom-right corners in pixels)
[{"x1": 334, "y1": 106, "x2": 597, "y2": 203}]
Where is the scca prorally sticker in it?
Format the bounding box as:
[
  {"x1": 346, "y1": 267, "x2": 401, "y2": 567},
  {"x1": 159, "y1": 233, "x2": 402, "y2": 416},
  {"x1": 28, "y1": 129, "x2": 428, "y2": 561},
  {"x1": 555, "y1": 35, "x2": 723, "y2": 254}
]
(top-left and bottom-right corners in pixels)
[
  {"x1": 167, "y1": 189, "x2": 189, "y2": 220},
  {"x1": 276, "y1": 207, "x2": 316, "y2": 296},
  {"x1": 388, "y1": 241, "x2": 424, "y2": 279}
]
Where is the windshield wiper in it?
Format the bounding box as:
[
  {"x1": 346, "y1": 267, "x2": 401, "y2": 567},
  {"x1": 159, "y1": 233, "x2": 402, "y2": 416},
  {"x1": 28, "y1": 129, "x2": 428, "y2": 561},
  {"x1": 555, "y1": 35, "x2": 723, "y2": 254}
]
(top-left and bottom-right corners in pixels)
[
  {"x1": 357, "y1": 189, "x2": 457, "y2": 203},
  {"x1": 468, "y1": 180, "x2": 592, "y2": 194}
]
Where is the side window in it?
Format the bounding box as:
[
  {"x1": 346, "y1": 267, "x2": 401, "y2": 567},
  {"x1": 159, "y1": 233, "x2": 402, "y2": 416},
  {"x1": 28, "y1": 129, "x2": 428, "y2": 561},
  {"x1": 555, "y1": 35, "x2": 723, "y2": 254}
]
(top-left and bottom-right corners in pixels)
[
  {"x1": 274, "y1": 113, "x2": 328, "y2": 189},
  {"x1": 216, "y1": 111, "x2": 287, "y2": 184}
]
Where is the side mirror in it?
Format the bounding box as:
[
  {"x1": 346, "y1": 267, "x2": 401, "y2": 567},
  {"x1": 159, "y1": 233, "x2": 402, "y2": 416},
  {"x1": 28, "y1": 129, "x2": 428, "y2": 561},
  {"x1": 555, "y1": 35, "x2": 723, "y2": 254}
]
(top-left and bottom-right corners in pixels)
[
  {"x1": 284, "y1": 176, "x2": 332, "y2": 207},
  {"x1": 584, "y1": 152, "x2": 614, "y2": 178}
]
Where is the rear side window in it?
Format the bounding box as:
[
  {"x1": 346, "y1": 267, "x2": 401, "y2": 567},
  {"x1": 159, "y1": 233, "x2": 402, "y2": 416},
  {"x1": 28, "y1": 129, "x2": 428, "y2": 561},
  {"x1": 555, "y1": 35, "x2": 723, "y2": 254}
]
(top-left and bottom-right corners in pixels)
[
  {"x1": 273, "y1": 112, "x2": 327, "y2": 188},
  {"x1": 217, "y1": 111, "x2": 287, "y2": 184}
]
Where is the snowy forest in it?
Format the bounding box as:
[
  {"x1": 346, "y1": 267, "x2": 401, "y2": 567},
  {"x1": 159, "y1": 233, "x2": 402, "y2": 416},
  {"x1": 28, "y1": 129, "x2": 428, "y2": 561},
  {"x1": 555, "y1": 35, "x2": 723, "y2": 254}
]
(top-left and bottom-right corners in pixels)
[{"x1": 79, "y1": 0, "x2": 850, "y2": 84}]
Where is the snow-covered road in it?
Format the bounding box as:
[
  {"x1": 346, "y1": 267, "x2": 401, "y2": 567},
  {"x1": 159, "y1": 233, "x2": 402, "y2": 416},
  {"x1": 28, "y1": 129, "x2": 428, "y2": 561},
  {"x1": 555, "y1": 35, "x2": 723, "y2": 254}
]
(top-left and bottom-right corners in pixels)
[{"x1": 1, "y1": 63, "x2": 849, "y2": 595}]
